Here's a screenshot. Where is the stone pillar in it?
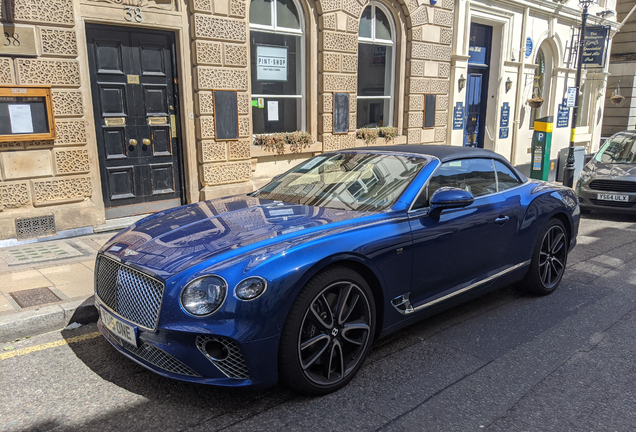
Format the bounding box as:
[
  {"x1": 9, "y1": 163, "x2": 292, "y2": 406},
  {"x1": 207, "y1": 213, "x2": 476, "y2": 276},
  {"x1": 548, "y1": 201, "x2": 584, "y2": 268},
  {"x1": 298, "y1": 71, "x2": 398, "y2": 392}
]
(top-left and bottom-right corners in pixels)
[
  {"x1": 318, "y1": 0, "x2": 361, "y2": 151},
  {"x1": 190, "y1": 0, "x2": 254, "y2": 199}
]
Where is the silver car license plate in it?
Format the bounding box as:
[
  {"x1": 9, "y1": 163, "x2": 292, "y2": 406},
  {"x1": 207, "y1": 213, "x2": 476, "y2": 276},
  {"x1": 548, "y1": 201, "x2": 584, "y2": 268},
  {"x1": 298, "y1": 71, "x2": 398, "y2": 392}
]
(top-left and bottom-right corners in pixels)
[
  {"x1": 597, "y1": 193, "x2": 629, "y2": 202},
  {"x1": 100, "y1": 306, "x2": 137, "y2": 347}
]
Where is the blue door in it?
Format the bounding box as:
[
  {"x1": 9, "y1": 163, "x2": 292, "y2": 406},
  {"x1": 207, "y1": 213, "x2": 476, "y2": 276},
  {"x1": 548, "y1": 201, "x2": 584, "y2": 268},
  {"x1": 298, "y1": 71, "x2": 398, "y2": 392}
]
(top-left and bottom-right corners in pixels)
[
  {"x1": 463, "y1": 23, "x2": 492, "y2": 148},
  {"x1": 464, "y1": 73, "x2": 483, "y2": 147}
]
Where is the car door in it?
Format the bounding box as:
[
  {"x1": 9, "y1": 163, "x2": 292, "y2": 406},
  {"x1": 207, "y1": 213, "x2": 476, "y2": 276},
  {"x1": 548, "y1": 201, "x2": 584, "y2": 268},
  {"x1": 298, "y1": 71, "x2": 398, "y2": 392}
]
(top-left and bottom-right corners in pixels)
[{"x1": 407, "y1": 158, "x2": 518, "y2": 307}]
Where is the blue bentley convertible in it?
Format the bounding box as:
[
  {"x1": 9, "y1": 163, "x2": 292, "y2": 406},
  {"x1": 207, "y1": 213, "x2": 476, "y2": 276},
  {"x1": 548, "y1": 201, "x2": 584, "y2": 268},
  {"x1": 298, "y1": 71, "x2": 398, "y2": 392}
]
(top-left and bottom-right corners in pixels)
[{"x1": 95, "y1": 145, "x2": 579, "y2": 394}]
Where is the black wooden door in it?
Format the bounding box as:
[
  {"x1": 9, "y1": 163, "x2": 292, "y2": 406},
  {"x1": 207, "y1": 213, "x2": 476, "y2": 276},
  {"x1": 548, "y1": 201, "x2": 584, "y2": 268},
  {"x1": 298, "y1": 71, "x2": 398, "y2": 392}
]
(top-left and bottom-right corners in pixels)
[{"x1": 86, "y1": 25, "x2": 183, "y2": 210}]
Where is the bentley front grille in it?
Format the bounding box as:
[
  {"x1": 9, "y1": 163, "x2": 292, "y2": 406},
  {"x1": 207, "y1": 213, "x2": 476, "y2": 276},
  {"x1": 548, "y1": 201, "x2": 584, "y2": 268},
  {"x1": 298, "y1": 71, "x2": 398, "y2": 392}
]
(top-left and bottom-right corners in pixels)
[
  {"x1": 95, "y1": 254, "x2": 164, "y2": 330},
  {"x1": 196, "y1": 336, "x2": 250, "y2": 379}
]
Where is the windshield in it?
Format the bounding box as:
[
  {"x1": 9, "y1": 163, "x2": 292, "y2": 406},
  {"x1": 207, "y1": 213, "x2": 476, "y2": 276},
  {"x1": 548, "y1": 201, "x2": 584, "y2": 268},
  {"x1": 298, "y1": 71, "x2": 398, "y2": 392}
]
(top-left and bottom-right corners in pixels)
[
  {"x1": 253, "y1": 152, "x2": 428, "y2": 211},
  {"x1": 596, "y1": 133, "x2": 636, "y2": 164}
]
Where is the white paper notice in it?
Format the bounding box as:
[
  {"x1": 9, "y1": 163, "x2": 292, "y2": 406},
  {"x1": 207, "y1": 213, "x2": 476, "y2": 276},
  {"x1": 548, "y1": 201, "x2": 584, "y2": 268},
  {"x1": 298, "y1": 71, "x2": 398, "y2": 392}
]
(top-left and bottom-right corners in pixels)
[
  {"x1": 8, "y1": 104, "x2": 34, "y2": 134},
  {"x1": 268, "y1": 101, "x2": 279, "y2": 122}
]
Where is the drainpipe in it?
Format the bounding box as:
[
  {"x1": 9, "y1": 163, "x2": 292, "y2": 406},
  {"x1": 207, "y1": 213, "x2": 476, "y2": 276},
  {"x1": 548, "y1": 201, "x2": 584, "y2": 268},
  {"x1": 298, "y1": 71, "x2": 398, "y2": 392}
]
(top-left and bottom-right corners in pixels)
[{"x1": 510, "y1": 7, "x2": 530, "y2": 165}]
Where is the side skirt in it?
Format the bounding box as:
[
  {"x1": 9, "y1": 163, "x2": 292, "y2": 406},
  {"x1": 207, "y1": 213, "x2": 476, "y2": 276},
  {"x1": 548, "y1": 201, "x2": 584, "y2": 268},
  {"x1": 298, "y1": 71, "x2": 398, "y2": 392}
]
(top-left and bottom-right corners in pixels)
[{"x1": 391, "y1": 260, "x2": 531, "y2": 315}]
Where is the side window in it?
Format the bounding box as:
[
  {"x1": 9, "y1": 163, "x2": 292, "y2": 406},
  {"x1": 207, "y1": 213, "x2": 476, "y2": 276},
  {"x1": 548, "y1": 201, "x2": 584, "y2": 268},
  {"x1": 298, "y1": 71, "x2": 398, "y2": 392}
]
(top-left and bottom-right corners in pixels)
[
  {"x1": 494, "y1": 160, "x2": 522, "y2": 191},
  {"x1": 412, "y1": 159, "x2": 497, "y2": 209}
]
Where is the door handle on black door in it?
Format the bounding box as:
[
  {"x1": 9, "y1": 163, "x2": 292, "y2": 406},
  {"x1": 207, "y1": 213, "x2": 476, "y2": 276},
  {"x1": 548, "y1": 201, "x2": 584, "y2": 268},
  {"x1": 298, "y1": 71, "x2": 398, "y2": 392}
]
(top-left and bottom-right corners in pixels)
[{"x1": 495, "y1": 216, "x2": 509, "y2": 225}]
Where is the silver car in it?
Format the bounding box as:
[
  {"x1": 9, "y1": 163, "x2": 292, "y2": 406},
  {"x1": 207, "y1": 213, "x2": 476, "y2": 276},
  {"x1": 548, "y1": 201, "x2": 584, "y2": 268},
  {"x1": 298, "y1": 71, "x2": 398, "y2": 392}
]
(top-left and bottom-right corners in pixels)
[{"x1": 576, "y1": 131, "x2": 636, "y2": 213}]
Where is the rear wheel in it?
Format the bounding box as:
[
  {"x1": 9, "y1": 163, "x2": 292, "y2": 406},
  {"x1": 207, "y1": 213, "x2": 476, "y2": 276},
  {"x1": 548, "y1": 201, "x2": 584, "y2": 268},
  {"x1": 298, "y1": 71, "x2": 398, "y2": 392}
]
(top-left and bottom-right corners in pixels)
[
  {"x1": 524, "y1": 219, "x2": 568, "y2": 295},
  {"x1": 279, "y1": 266, "x2": 375, "y2": 395}
]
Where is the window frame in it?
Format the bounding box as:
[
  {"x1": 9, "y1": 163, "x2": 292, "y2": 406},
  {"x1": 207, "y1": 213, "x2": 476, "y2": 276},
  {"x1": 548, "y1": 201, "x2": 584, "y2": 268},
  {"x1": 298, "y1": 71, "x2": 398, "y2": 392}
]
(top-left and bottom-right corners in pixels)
[
  {"x1": 408, "y1": 158, "x2": 527, "y2": 212},
  {"x1": 249, "y1": 0, "x2": 306, "y2": 132},
  {"x1": 357, "y1": 1, "x2": 397, "y2": 128}
]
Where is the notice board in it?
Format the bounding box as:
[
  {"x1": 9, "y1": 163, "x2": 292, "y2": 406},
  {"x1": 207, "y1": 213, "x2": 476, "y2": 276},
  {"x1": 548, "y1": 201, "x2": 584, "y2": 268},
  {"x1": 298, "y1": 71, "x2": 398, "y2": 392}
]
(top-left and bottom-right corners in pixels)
[
  {"x1": 213, "y1": 89, "x2": 239, "y2": 141},
  {"x1": 333, "y1": 92, "x2": 350, "y2": 134},
  {"x1": 0, "y1": 86, "x2": 56, "y2": 142}
]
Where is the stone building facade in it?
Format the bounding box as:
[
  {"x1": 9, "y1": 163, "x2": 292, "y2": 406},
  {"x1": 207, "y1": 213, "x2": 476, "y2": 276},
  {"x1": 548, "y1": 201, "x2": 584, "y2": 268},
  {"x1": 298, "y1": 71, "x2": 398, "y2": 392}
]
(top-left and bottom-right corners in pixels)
[
  {"x1": 0, "y1": 0, "x2": 453, "y2": 241},
  {"x1": 602, "y1": 0, "x2": 636, "y2": 136}
]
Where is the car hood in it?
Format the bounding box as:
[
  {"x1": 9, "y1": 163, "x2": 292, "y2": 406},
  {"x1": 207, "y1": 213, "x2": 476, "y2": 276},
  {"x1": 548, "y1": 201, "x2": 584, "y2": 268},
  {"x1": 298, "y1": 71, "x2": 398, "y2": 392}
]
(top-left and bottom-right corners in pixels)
[
  {"x1": 101, "y1": 195, "x2": 373, "y2": 278},
  {"x1": 585, "y1": 162, "x2": 636, "y2": 180}
]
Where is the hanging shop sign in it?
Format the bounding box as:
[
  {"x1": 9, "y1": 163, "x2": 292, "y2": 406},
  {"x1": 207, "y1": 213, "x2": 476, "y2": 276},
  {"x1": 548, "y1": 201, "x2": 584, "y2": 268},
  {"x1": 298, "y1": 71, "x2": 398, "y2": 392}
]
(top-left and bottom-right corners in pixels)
[
  {"x1": 582, "y1": 26, "x2": 609, "y2": 67},
  {"x1": 0, "y1": 86, "x2": 56, "y2": 142},
  {"x1": 0, "y1": 24, "x2": 37, "y2": 56},
  {"x1": 256, "y1": 45, "x2": 288, "y2": 81},
  {"x1": 557, "y1": 100, "x2": 570, "y2": 128},
  {"x1": 453, "y1": 103, "x2": 464, "y2": 130},
  {"x1": 500, "y1": 102, "x2": 510, "y2": 128}
]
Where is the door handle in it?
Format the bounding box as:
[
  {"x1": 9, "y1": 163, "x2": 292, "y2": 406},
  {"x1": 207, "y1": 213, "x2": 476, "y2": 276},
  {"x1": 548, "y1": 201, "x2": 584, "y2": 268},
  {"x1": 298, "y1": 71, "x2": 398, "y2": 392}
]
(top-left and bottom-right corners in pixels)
[
  {"x1": 495, "y1": 216, "x2": 509, "y2": 225},
  {"x1": 142, "y1": 138, "x2": 151, "y2": 145},
  {"x1": 128, "y1": 139, "x2": 138, "y2": 146}
]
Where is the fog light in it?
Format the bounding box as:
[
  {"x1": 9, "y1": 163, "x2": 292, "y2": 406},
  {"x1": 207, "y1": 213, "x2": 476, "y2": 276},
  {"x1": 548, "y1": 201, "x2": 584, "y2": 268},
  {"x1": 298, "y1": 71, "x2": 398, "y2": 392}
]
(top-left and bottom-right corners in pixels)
[
  {"x1": 204, "y1": 340, "x2": 229, "y2": 361},
  {"x1": 235, "y1": 277, "x2": 267, "y2": 300}
]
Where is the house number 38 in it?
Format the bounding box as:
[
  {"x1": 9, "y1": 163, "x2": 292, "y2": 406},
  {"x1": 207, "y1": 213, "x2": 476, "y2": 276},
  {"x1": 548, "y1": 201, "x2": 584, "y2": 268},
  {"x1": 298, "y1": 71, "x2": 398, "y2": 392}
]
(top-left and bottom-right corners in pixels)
[{"x1": 124, "y1": 6, "x2": 143, "y2": 23}]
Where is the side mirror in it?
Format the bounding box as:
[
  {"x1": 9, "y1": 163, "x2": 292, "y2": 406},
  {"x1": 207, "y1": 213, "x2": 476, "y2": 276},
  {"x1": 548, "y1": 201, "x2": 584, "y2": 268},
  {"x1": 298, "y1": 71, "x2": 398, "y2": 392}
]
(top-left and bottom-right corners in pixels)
[{"x1": 430, "y1": 187, "x2": 474, "y2": 212}]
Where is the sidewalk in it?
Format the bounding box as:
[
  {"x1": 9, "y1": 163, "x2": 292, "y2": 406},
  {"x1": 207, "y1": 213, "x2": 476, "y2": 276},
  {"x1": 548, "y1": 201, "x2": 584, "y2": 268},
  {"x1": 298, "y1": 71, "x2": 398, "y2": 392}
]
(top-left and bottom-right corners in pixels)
[{"x1": 0, "y1": 217, "x2": 142, "y2": 342}]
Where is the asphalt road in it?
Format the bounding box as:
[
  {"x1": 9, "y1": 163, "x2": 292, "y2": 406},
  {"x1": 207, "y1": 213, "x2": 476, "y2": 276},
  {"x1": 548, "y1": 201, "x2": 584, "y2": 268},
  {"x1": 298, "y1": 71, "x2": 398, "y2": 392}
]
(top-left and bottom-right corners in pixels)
[{"x1": 2, "y1": 213, "x2": 635, "y2": 432}]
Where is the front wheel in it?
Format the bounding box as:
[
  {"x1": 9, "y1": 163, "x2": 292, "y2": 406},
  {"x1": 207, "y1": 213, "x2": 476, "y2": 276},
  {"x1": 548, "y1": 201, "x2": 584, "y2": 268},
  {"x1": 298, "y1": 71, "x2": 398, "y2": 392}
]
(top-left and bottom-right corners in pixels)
[
  {"x1": 279, "y1": 267, "x2": 376, "y2": 395},
  {"x1": 524, "y1": 219, "x2": 568, "y2": 295}
]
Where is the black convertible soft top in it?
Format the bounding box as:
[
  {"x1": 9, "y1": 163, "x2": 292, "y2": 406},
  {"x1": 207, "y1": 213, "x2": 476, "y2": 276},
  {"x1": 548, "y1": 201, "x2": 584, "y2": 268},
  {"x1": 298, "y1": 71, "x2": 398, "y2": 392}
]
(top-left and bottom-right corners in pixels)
[
  {"x1": 341, "y1": 144, "x2": 528, "y2": 181},
  {"x1": 350, "y1": 144, "x2": 506, "y2": 163}
]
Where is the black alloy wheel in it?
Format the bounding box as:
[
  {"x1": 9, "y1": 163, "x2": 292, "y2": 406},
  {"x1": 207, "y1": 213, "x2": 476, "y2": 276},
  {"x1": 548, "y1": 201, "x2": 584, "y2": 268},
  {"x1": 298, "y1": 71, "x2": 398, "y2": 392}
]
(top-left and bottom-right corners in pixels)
[
  {"x1": 279, "y1": 267, "x2": 375, "y2": 395},
  {"x1": 525, "y1": 219, "x2": 568, "y2": 295}
]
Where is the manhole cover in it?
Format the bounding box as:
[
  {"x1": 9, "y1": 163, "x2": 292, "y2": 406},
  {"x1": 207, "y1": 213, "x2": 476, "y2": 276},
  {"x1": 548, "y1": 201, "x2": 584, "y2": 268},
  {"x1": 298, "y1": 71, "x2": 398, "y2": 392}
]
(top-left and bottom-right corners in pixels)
[
  {"x1": 9, "y1": 287, "x2": 61, "y2": 308},
  {"x1": 0, "y1": 241, "x2": 84, "y2": 266}
]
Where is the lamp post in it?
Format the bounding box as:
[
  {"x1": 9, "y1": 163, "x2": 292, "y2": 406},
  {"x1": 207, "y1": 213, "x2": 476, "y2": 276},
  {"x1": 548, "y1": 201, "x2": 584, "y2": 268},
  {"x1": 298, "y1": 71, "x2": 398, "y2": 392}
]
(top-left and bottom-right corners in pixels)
[{"x1": 564, "y1": 0, "x2": 594, "y2": 188}]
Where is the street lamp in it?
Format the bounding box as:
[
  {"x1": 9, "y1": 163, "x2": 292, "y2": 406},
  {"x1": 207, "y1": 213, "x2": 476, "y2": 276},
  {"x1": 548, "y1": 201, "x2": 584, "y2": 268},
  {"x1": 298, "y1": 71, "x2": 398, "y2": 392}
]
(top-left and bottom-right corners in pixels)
[{"x1": 564, "y1": 0, "x2": 595, "y2": 188}]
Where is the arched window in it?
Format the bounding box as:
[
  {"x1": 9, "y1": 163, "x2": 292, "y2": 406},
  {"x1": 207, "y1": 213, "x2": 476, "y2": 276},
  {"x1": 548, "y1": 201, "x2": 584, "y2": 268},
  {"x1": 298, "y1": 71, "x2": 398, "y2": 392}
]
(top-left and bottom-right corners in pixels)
[
  {"x1": 357, "y1": 1, "x2": 395, "y2": 128},
  {"x1": 249, "y1": 0, "x2": 305, "y2": 134}
]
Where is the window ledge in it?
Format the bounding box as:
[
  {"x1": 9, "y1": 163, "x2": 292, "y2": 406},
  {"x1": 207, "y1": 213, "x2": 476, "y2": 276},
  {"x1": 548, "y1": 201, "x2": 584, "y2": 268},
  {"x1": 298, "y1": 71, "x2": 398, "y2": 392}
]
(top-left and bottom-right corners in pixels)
[
  {"x1": 354, "y1": 135, "x2": 407, "y2": 147},
  {"x1": 251, "y1": 141, "x2": 323, "y2": 158}
]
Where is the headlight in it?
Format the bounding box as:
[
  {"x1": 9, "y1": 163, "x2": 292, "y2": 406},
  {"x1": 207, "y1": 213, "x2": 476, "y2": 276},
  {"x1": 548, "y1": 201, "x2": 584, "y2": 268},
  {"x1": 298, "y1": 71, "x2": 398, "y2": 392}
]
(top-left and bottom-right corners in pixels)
[
  {"x1": 180, "y1": 276, "x2": 227, "y2": 316},
  {"x1": 235, "y1": 277, "x2": 267, "y2": 300}
]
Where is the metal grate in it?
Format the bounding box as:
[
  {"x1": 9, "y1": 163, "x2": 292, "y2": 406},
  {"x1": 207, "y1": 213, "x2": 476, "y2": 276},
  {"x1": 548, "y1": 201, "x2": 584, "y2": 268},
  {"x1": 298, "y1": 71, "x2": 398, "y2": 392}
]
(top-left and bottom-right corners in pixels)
[
  {"x1": 589, "y1": 180, "x2": 636, "y2": 193},
  {"x1": 590, "y1": 199, "x2": 635, "y2": 208},
  {"x1": 95, "y1": 254, "x2": 165, "y2": 330},
  {"x1": 15, "y1": 215, "x2": 56, "y2": 240},
  {"x1": 120, "y1": 339, "x2": 201, "y2": 377},
  {"x1": 196, "y1": 335, "x2": 250, "y2": 379}
]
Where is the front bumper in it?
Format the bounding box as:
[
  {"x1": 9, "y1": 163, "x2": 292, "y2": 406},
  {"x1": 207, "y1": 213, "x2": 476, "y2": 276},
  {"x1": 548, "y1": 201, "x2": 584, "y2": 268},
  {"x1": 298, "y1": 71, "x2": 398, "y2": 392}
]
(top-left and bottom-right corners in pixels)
[
  {"x1": 96, "y1": 302, "x2": 280, "y2": 388},
  {"x1": 577, "y1": 184, "x2": 636, "y2": 213}
]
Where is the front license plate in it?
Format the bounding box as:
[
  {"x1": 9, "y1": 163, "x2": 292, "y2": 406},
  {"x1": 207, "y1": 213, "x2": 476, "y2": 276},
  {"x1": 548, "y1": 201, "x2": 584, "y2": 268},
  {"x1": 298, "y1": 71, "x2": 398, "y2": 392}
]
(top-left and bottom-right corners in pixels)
[
  {"x1": 597, "y1": 193, "x2": 629, "y2": 202},
  {"x1": 100, "y1": 306, "x2": 137, "y2": 347}
]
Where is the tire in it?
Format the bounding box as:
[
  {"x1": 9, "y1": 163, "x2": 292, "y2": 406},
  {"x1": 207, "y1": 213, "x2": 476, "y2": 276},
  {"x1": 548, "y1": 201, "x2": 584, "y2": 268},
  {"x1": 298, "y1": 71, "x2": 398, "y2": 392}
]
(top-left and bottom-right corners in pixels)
[
  {"x1": 279, "y1": 266, "x2": 376, "y2": 395},
  {"x1": 524, "y1": 219, "x2": 569, "y2": 295}
]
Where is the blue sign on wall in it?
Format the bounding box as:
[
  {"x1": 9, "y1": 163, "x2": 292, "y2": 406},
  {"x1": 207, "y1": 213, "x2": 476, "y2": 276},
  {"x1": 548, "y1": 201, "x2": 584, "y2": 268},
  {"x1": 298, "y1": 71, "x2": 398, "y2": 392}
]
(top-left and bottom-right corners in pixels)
[
  {"x1": 557, "y1": 100, "x2": 570, "y2": 128},
  {"x1": 499, "y1": 127, "x2": 509, "y2": 139},
  {"x1": 525, "y1": 37, "x2": 533, "y2": 58},
  {"x1": 500, "y1": 102, "x2": 510, "y2": 128},
  {"x1": 453, "y1": 103, "x2": 465, "y2": 130}
]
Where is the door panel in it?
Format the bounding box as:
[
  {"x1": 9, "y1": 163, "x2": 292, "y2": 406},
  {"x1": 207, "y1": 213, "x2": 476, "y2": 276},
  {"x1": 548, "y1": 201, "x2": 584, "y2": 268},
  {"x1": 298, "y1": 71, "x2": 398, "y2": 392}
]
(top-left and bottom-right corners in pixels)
[
  {"x1": 103, "y1": 127, "x2": 127, "y2": 160},
  {"x1": 87, "y1": 24, "x2": 183, "y2": 210}
]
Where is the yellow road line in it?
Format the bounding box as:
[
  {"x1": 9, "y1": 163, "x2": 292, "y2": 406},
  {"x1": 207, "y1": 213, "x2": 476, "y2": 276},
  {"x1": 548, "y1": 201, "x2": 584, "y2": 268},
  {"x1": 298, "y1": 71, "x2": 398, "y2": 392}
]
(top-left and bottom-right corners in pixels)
[{"x1": 0, "y1": 332, "x2": 102, "y2": 361}]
